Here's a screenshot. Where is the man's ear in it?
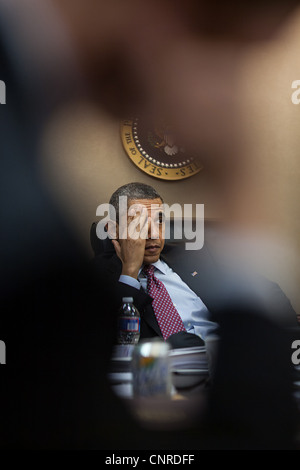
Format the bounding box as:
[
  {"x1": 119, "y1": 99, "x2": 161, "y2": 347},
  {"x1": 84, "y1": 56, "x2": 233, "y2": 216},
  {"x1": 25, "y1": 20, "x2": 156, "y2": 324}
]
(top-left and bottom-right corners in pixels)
[{"x1": 106, "y1": 220, "x2": 118, "y2": 239}]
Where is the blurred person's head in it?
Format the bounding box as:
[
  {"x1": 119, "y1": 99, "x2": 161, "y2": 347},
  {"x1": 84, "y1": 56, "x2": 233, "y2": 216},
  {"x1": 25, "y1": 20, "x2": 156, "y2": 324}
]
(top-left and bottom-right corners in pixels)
[{"x1": 49, "y1": 0, "x2": 300, "y2": 210}]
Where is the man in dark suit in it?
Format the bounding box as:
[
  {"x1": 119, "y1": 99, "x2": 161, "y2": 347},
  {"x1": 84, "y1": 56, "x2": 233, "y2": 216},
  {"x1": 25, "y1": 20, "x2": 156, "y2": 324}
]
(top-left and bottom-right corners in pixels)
[
  {"x1": 92, "y1": 182, "x2": 300, "y2": 449},
  {"x1": 93, "y1": 182, "x2": 298, "y2": 350}
]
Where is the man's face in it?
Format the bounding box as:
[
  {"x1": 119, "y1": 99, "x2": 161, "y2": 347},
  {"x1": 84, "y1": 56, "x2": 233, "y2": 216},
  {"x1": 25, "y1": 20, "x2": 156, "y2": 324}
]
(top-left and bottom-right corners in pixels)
[{"x1": 126, "y1": 198, "x2": 165, "y2": 264}]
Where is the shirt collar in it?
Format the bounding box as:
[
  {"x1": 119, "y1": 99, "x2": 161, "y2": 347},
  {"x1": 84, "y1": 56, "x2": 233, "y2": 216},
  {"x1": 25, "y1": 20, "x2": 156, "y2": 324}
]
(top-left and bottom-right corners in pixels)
[{"x1": 139, "y1": 258, "x2": 168, "y2": 276}]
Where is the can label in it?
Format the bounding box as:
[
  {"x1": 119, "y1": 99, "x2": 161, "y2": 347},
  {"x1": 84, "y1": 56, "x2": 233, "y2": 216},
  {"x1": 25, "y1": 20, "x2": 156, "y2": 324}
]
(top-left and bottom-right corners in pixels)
[
  {"x1": 132, "y1": 340, "x2": 172, "y2": 398},
  {"x1": 118, "y1": 316, "x2": 140, "y2": 332},
  {"x1": 132, "y1": 357, "x2": 170, "y2": 397}
]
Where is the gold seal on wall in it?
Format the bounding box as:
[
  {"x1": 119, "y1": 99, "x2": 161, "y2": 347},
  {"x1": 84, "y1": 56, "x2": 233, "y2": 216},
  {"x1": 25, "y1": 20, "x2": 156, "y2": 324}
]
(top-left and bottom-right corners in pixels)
[{"x1": 121, "y1": 118, "x2": 203, "y2": 181}]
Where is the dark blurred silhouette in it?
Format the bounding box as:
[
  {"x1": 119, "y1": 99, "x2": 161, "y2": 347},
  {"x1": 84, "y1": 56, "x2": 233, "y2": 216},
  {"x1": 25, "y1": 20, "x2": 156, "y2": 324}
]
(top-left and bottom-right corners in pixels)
[
  {"x1": 0, "y1": 2, "x2": 141, "y2": 449},
  {"x1": 204, "y1": 307, "x2": 299, "y2": 450}
]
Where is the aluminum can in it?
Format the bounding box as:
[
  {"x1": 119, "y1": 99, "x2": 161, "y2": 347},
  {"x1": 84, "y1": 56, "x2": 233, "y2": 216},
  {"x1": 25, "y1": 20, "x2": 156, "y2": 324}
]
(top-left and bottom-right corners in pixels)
[{"x1": 131, "y1": 338, "x2": 172, "y2": 397}]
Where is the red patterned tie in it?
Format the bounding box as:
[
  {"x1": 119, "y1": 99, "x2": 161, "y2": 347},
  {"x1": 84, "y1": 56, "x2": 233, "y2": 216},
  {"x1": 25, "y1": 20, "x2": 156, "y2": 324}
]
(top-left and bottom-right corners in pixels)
[{"x1": 143, "y1": 264, "x2": 186, "y2": 340}]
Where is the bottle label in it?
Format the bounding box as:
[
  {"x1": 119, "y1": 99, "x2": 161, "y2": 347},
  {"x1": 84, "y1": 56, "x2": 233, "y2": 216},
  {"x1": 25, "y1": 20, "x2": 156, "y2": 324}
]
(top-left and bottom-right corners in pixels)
[{"x1": 118, "y1": 316, "x2": 140, "y2": 332}]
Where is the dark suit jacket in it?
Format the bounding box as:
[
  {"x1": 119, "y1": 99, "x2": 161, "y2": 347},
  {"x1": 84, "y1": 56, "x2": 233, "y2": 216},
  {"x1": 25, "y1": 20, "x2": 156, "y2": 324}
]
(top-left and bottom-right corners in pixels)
[{"x1": 92, "y1": 237, "x2": 299, "y2": 345}]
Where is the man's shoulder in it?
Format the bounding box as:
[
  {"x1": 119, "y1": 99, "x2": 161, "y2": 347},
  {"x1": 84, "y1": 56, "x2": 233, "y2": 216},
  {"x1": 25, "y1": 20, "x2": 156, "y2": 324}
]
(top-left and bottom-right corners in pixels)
[{"x1": 91, "y1": 249, "x2": 121, "y2": 280}]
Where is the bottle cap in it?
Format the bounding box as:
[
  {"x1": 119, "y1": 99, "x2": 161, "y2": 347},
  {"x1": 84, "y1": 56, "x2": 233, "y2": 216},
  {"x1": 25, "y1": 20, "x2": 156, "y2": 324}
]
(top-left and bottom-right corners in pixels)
[{"x1": 122, "y1": 297, "x2": 134, "y2": 303}]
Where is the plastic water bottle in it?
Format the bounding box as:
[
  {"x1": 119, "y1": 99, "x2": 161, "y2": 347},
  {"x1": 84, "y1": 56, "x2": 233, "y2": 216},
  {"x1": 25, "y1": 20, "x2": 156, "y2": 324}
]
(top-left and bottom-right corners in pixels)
[{"x1": 117, "y1": 297, "x2": 140, "y2": 345}]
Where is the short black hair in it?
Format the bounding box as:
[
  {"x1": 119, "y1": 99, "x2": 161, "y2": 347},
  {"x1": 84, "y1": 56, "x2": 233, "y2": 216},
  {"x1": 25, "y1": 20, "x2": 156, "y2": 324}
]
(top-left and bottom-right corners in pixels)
[{"x1": 109, "y1": 182, "x2": 163, "y2": 222}]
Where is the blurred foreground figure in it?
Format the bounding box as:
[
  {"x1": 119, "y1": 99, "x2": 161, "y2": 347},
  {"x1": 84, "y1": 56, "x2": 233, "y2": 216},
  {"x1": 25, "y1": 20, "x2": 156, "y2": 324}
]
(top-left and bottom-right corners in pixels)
[
  {"x1": 0, "y1": 0, "x2": 299, "y2": 449},
  {"x1": 53, "y1": 0, "x2": 299, "y2": 156},
  {"x1": 204, "y1": 307, "x2": 299, "y2": 449},
  {"x1": 0, "y1": 0, "x2": 142, "y2": 449}
]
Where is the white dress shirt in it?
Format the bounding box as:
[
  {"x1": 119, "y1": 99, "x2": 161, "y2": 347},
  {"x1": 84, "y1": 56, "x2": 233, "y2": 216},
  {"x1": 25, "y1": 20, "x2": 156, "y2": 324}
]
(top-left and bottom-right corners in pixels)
[{"x1": 119, "y1": 259, "x2": 218, "y2": 341}]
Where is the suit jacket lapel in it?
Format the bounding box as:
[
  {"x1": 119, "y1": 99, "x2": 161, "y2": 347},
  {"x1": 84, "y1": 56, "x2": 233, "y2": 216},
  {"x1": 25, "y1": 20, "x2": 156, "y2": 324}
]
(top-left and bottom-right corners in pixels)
[
  {"x1": 103, "y1": 240, "x2": 222, "y2": 333},
  {"x1": 161, "y1": 243, "x2": 222, "y2": 312},
  {"x1": 105, "y1": 253, "x2": 162, "y2": 337}
]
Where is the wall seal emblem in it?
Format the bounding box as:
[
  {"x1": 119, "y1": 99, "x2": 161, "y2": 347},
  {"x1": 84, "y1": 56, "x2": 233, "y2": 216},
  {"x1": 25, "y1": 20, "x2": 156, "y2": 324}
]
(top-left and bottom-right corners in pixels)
[{"x1": 121, "y1": 118, "x2": 202, "y2": 180}]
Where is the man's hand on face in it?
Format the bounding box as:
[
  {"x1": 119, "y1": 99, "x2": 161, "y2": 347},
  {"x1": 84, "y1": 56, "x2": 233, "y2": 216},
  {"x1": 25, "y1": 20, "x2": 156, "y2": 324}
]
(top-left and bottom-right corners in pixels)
[{"x1": 112, "y1": 204, "x2": 148, "y2": 279}]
